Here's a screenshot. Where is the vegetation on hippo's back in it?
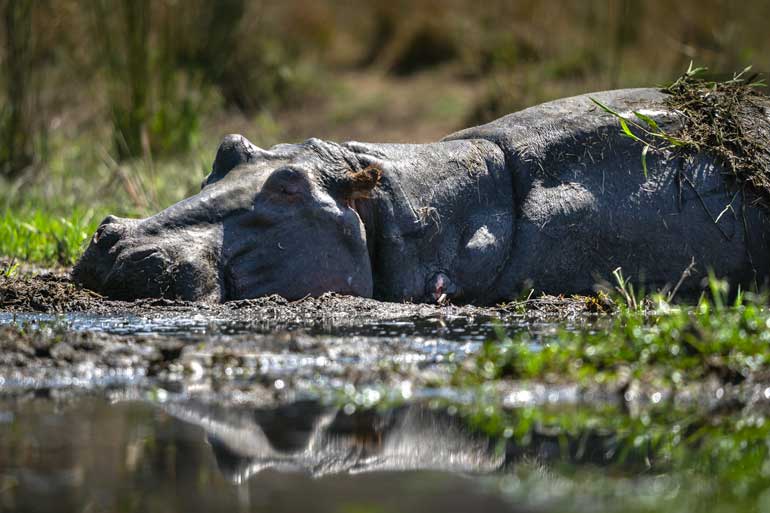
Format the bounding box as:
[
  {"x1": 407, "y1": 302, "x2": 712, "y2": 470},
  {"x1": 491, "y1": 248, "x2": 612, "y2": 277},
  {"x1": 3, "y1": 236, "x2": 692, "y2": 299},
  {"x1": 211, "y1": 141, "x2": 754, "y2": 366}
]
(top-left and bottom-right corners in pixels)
[
  {"x1": 664, "y1": 65, "x2": 770, "y2": 205},
  {"x1": 593, "y1": 64, "x2": 770, "y2": 199}
]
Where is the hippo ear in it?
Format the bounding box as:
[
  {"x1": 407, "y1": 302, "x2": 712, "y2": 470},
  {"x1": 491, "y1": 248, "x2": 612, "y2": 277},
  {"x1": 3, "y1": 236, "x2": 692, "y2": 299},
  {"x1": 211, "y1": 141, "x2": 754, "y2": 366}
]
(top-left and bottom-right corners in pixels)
[
  {"x1": 213, "y1": 134, "x2": 262, "y2": 175},
  {"x1": 203, "y1": 134, "x2": 263, "y2": 189},
  {"x1": 342, "y1": 165, "x2": 382, "y2": 200}
]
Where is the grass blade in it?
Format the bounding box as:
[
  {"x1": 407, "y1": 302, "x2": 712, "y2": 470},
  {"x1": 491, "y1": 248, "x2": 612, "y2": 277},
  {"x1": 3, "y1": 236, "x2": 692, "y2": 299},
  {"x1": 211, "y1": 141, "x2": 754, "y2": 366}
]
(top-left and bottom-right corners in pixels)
[
  {"x1": 633, "y1": 111, "x2": 660, "y2": 132},
  {"x1": 590, "y1": 97, "x2": 624, "y2": 117},
  {"x1": 619, "y1": 118, "x2": 645, "y2": 144}
]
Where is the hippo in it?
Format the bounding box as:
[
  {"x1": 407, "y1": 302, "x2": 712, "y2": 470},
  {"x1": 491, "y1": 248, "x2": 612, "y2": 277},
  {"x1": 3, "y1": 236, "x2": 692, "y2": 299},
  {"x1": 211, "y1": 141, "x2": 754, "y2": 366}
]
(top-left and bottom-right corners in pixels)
[{"x1": 73, "y1": 88, "x2": 770, "y2": 304}]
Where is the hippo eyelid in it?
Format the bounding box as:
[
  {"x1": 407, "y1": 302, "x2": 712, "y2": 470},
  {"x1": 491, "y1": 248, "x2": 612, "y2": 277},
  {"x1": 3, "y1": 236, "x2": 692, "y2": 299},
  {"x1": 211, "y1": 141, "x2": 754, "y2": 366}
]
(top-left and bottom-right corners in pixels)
[
  {"x1": 271, "y1": 166, "x2": 305, "y2": 180},
  {"x1": 264, "y1": 166, "x2": 310, "y2": 196}
]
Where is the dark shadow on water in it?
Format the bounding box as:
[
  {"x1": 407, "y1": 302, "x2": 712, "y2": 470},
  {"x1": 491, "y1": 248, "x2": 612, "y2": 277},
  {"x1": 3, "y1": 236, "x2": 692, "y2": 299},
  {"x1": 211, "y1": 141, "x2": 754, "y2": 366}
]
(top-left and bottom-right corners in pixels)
[
  {"x1": 164, "y1": 399, "x2": 504, "y2": 481},
  {"x1": 160, "y1": 399, "x2": 654, "y2": 484}
]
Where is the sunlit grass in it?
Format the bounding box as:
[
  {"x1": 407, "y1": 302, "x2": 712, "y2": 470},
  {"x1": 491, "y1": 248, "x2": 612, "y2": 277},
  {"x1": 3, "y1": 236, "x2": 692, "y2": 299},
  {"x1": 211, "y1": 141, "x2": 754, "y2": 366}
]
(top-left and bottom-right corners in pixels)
[
  {"x1": 0, "y1": 208, "x2": 105, "y2": 266},
  {"x1": 437, "y1": 279, "x2": 770, "y2": 513},
  {"x1": 456, "y1": 278, "x2": 770, "y2": 388},
  {"x1": 0, "y1": 131, "x2": 212, "y2": 266},
  {"x1": 470, "y1": 402, "x2": 770, "y2": 513}
]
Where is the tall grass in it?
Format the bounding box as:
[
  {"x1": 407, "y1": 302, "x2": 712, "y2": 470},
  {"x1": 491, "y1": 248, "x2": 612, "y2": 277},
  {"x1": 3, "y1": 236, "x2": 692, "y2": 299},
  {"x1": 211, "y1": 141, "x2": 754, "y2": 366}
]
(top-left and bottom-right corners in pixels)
[{"x1": 0, "y1": 0, "x2": 35, "y2": 177}]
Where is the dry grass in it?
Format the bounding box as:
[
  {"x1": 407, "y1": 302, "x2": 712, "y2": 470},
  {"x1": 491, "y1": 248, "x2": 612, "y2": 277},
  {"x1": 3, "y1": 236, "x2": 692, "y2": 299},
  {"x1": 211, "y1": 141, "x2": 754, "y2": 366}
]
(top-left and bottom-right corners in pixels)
[{"x1": 664, "y1": 68, "x2": 770, "y2": 207}]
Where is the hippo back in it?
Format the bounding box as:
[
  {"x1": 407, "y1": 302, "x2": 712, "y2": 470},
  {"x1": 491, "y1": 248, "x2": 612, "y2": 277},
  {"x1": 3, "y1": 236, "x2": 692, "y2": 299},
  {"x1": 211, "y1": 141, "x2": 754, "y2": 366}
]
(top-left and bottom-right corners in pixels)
[{"x1": 446, "y1": 88, "x2": 770, "y2": 295}]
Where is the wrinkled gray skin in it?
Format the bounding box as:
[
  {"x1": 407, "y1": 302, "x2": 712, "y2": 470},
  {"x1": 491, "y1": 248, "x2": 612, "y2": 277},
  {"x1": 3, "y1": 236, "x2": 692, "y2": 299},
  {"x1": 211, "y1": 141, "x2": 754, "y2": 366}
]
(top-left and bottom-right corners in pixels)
[{"x1": 74, "y1": 88, "x2": 770, "y2": 304}]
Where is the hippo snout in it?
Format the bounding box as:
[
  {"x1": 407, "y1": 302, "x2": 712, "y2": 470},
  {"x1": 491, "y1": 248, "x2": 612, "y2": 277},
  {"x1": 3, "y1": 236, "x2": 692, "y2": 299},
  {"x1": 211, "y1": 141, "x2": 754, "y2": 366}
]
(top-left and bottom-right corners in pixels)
[
  {"x1": 73, "y1": 215, "x2": 221, "y2": 302},
  {"x1": 73, "y1": 216, "x2": 134, "y2": 296}
]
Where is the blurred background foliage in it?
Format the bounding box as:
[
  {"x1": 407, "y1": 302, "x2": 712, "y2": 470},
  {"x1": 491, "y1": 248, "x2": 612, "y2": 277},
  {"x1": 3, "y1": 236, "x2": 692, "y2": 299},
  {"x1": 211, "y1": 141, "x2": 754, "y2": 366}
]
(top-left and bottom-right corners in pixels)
[{"x1": 0, "y1": 0, "x2": 769, "y2": 263}]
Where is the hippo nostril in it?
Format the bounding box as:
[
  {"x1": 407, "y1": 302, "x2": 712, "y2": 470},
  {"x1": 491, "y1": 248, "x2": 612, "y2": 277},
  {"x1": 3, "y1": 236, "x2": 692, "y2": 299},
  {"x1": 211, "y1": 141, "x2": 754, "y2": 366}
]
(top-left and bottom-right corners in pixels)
[
  {"x1": 93, "y1": 216, "x2": 128, "y2": 248},
  {"x1": 101, "y1": 215, "x2": 121, "y2": 226}
]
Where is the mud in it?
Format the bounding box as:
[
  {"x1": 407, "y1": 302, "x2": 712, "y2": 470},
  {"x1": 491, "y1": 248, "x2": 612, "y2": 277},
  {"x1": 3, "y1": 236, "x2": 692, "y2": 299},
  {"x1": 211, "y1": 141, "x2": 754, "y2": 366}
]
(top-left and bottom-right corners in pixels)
[
  {"x1": 0, "y1": 268, "x2": 599, "y2": 401},
  {"x1": 6, "y1": 267, "x2": 770, "y2": 513},
  {"x1": 0, "y1": 269, "x2": 763, "y2": 412},
  {"x1": 0, "y1": 267, "x2": 609, "y2": 320},
  {"x1": 1, "y1": 312, "x2": 766, "y2": 420}
]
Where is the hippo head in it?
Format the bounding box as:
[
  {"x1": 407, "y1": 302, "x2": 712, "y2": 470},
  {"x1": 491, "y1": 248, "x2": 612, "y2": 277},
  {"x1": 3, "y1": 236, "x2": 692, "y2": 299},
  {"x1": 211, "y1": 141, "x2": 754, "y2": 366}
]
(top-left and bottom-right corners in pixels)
[{"x1": 73, "y1": 136, "x2": 380, "y2": 302}]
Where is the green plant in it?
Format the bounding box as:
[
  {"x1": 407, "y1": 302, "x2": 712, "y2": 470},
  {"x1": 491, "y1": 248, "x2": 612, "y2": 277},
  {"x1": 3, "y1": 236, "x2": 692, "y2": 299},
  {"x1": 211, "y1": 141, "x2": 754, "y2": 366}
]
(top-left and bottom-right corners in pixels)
[
  {"x1": 1, "y1": 257, "x2": 18, "y2": 277},
  {"x1": 591, "y1": 63, "x2": 769, "y2": 193},
  {"x1": 0, "y1": 208, "x2": 102, "y2": 265},
  {"x1": 91, "y1": 0, "x2": 205, "y2": 160},
  {"x1": 611, "y1": 267, "x2": 644, "y2": 311},
  {"x1": 589, "y1": 95, "x2": 686, "y2": 178},
  {"x1": 455, "y1": 275, "x2": 770, "y2": 389}
]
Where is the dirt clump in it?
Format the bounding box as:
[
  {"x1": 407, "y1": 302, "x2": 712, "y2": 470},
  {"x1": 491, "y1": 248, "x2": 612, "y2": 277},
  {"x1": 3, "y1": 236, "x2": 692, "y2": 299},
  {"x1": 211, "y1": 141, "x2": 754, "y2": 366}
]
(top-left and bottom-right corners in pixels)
[{"x1": 0, "y1": 272, "x2": 104, "y2": 312}]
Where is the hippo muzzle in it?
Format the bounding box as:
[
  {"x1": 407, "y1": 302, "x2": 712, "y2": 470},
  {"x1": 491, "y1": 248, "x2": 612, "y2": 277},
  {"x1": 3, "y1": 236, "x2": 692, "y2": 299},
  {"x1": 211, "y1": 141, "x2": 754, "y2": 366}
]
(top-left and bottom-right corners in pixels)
[{"x1": 73, "y1": 214, "x2": 222, "y2": 301}]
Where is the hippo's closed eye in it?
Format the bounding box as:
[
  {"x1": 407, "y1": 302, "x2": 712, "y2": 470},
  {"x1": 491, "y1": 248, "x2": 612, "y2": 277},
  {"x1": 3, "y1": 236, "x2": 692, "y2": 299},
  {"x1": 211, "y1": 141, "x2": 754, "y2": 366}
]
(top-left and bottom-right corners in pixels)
[{"x1": 263, "y1": 168, "x2": 309, "y2": 199}]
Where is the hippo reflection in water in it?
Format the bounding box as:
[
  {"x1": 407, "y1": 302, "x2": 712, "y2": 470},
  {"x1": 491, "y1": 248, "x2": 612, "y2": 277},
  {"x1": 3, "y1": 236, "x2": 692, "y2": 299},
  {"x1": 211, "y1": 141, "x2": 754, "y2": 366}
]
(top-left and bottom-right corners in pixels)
[
  {"x1": 74, "y1": 89, "x2": 770, "y2": 304},
  {"x1": 162, "y1": 401, "x2": 503, "y2": 481},
  {"x1": 161, "y1": 400, "x2": 646, "y2": 482}
]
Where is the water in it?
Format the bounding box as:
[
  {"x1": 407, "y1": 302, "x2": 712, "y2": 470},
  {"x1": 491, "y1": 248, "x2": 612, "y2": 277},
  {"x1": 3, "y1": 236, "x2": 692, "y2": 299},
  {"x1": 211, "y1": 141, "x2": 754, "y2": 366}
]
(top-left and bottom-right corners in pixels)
[
  {"x1": 0, "y1": 309, "x2": 571, "y2": 512},
  {"x1": 3, "y1": 389, "x2": 757, "y2": 513},
  {"x1": 0, "y1": 396, "x2": 524, "y2": 513},
  {"x1": 0, "y1": 311, "x2": 518, "y2": 340},
  {"x1": 2, "y1": 310, "x2": 766, "y2": 512}
]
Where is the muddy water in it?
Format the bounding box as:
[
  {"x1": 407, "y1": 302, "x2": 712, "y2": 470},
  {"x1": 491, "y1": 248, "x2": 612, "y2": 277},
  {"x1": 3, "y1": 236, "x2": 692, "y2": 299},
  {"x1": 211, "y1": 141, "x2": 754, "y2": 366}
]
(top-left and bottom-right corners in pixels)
[
  {"x1": 0, "y1": 310, "x2": 523, "y2": 513},
  {"x1": 0, "y1": 396, "x2": 517, "y2": 513},
  {"x1": 0, "y1": 305, "x2": 594, "y2": 513},
  {"x1": 2, "y1": 300, "x2": 759, "y2": 512},
  {"x1": 0, "y1": 310, "x2": 509, "y2": 339}
]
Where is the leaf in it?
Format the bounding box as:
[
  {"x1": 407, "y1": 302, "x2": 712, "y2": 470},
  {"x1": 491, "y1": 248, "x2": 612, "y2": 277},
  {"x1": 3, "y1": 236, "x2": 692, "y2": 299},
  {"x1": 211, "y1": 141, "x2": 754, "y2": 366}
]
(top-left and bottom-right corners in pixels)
[
  {"x1": 633, "y1": 111, "x2": 660, "y2": 132},
  {"x1": 20, "y1": 222, "x2": 38, "y2": 233},
  {"x1": 649, "y1": 131, "x2": 687, "y2": 147},
  {"x1": 590, "y1": 97, "x2": 623, "y2": 118},
  {"x1": 641, "y1": 144, "x2": 649, "y2": 179},
  {"x1": 686, "y1": 60, "x2": 708, "y2": 77},
  {"x1": 619, "y1": 118, "x2": 645, "y2": 144},
  {"x1": 732, "y1": 65, "x2": 753, "y2": 82}
]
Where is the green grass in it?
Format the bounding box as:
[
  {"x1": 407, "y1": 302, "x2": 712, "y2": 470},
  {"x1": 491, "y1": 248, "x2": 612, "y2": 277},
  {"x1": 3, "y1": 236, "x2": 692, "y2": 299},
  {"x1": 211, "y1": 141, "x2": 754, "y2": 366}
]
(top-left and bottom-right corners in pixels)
[
  {"x1": 461, "y1": 400, "x2": 770, "y2": 513},
  {"x1": 325, "y1": 279, "x2": 770, "y2": 513},
  {"x1": 455, "y1": 281, "x2": 770, "y2": 389},
  {"x1": 0, "y1": 208, "x2": 105, "y2": 266},
  {"x1": 435, "y1": 281, "x2": 770, "y2": 512},
  {"x1": 0, "y1": 130, "x2": 210, "y2": 266}
]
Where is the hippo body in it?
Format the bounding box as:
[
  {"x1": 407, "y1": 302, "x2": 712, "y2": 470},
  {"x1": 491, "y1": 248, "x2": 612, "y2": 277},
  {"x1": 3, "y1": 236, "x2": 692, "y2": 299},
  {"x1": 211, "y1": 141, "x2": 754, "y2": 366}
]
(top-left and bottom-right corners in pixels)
[{"x1": 74, "y1": 88, "x2": 770, "y2": 304}]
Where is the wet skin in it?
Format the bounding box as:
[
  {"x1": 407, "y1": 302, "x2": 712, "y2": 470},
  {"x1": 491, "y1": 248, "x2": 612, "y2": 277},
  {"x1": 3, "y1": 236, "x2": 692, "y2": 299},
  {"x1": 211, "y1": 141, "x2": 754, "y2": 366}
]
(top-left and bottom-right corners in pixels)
[{"x1": 73, "y1": 88, "x2": 770, "y2": 304}]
